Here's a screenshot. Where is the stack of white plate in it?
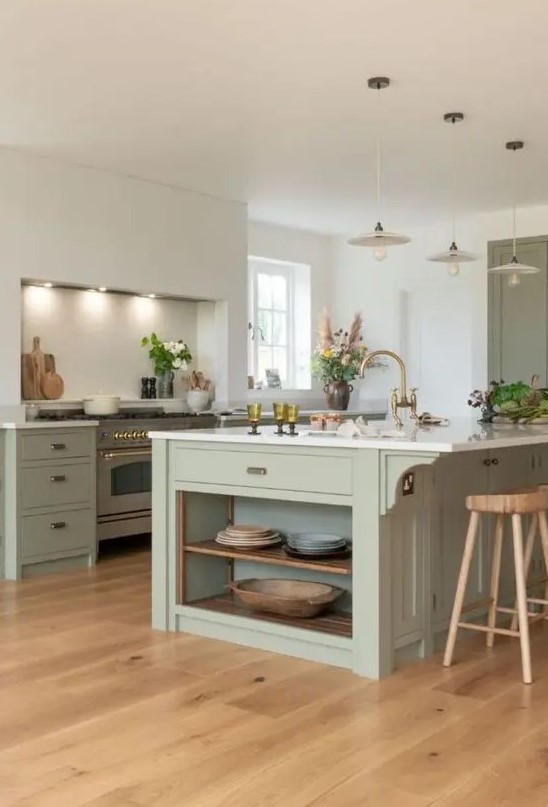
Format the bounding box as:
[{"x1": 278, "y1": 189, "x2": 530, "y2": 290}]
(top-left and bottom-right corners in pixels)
[
  {"x1": 285, "y1": 532, "x2": 349, "y2": 559},
  {"x1": 215, "y1": 523, "x2": 280, "y2": 549}
]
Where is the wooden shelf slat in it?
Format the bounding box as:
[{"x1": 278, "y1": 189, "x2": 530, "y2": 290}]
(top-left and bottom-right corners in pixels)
[
  {"x1": 183, "y1": 539, "x2": 352, "y2": 575},
  {"x1": 188, "y1": 593, "x2": 352, "y2": 638}
]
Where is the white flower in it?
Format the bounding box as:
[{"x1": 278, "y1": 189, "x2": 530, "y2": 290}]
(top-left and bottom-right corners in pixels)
[
  {"x1": 181, "y1": 360, "x2": 188, "y2": 371},
  {"x1": 173, "y1": 358, "x2": 182, "y2": 369}
]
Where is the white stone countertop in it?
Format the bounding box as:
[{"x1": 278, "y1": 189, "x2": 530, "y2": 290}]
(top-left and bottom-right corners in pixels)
[{"x1": 150, "y1": 418, "x2": 548, "y2": 454}]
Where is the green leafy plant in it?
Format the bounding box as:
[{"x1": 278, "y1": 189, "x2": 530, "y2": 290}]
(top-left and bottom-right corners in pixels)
[{"x1": 141, "y1": 333, "x2": 192, "y2": 375}]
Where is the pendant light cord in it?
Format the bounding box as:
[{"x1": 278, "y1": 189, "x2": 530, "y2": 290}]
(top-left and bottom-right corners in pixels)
[
  {"x1": 376, "y1": 86, "x2": 382, "y2": 222},
  {"x1": 450, "y1": 117, "x2": 457, "y2": 244},
  {"x1": 512, "y1": 204, "x2": 517, "y2": 257}
]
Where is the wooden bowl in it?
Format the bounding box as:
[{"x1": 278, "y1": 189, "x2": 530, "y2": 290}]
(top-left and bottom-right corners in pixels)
[{"x1": 229, "y1": 578, "x2": 344, "y2": 618}]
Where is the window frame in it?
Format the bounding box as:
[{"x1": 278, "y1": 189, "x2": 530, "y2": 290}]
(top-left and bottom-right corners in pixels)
[{"x1": 248, "y1": 257, "x2": 296, "y2": 389}]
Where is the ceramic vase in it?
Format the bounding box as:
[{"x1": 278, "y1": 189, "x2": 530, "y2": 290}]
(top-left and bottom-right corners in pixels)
[{"x1": 324, "y1": 381, "x2": 353, "y2": 411}]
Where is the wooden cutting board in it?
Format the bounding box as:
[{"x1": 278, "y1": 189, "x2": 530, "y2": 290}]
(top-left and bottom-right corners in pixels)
[
  {"x1": 21, "y1": 337, "x2": 56, "y2": 400},
  {"x1": 41, "y1": 370, "x2": 64, "y2": 400}
]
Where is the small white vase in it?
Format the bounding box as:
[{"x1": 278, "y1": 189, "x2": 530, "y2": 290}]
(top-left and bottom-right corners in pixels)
[{"x1": 187, "y1": 389, "x2": 209, "y2": 413}]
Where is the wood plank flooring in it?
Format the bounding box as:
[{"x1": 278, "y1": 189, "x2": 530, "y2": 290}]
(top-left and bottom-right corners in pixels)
[{"x1": 3, "y1": 546, "x2": 548, "y2": 806}]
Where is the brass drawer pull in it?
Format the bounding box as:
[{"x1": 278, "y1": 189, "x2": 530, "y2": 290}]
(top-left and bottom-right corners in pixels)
[
  {"x1": 50, "y1": 443, "x2": 67, "y2": 451},
  {"x1": 246, "y1": 466, "x2": 267, "y2": 475},
  {"x1": 50, "y1": 521, "x2": 66, "y2": 530},
  {"x1": 50, "y1": 475, "x2": 66, "y2": 483}
]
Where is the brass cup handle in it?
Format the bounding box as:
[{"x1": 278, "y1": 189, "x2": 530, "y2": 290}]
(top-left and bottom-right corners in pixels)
[
  {"x1": 50, "y1": 443, "x2": 66, "y2": 451},
  {"x1": 50, "y1": 475, "x2": 66, "y2": 482},
  {"x1": 246, "y1": 467, "x2": 267, "y2": 475}
]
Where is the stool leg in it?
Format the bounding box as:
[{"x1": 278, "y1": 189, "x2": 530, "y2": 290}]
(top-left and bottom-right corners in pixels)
[
  {"x1": 511, "y1": 513, "x2": 537, "y2": 632},
  {"x1": 486, "y1": 514, "x2": 504, "y2": 648},
  {"x1": 512, "y1": 514, "x2": 532, "y2": 684},
  {"x1": 443, "y1": 510, "x2": 479, "y2": 668},
  {"x1": 538, "y1": 511, "x2": 548, "y2": 616}
]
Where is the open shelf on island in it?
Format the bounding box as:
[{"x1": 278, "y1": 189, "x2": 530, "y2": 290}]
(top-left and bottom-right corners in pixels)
[
  {"x1": 188, "y1": 593, "x2": 353, "y2": 638},
  {"x1": 184, "y1": 539, "x2": 352, "y2": 576}
]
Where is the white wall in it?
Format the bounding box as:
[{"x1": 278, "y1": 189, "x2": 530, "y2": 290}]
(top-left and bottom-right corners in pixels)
[
  {"x1": 22, "y1": 286, "x2": 218, "y2": 400},
  {"x1": 0, "y1": 148, "x2": 247, "y2": 406},
  {"x1": 333, "y1": 205, "x2": 548, "y2": 417}
]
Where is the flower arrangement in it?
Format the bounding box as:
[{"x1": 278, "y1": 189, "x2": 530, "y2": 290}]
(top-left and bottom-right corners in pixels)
[
  {"x1": 141, "y1": 333, "x2": 192, "y2": 375},
  {"x1": 311, "y1": 311, "x2": 369, "y2": 383}
]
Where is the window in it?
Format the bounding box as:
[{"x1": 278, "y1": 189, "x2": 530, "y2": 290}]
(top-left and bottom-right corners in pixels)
[{"x1": 248, "y1": 257, "x2": 311, "y2": 390}]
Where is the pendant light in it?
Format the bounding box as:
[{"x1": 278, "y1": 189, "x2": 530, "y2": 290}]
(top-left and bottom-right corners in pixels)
[
  {"x1": 427, "y1": 112, "x2": 477, "y2": 277},
  {"x1": 489, "y1": 141, "x2": 540, "y2": 288},
  {"x1": 348, "y1": 77, "x2": 411, "y2": 258}
]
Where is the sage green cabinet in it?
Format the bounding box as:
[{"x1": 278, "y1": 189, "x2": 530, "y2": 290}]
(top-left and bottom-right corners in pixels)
[
  {"x1": 1, "y1": 426, "x2": 96, "y2": 579},
  {"x1": 489, "y1": 238, "x2": 548, "y2": 385}
]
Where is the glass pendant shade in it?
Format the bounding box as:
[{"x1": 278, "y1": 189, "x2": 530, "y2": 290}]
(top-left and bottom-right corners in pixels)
[
  {"x1": 427, "y1": 113, "x2": 477, "y2": 275},
  {"x1": 489, "y1": 254, "x2": 539, "y2": 276},
  {"x1": 348, "y1": 77, "x2": 410, "y2": 254},
  {"x1": 488, "y1": 143, "x2": 539, "y2": 286},
  {"x1": 348, "y1": 222, "x2": 411, "y2": 248},
  {"x1": 428, "y1": 241, "x2": 476, "y2": 264}
]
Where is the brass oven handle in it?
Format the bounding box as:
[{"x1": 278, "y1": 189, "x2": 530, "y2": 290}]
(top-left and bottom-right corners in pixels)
[
  {"x1": 246, "y1": 466, "x2": 267, "y2": 475},
  {"x1": 50, "y1": 443, "x2": 67, "y2": 451},
  {"x1": 50, "y1": 475, "x2": 66, "y2": 482},
  {"x1": 50, "y1": 521, "x2": 66, "y2": 530},
  {"x1": 101, "y1": 449, "x2": 153, "y2": 460}
]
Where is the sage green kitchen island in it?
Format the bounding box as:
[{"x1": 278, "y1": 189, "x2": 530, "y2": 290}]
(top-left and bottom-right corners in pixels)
[{"x1": 150, "y1": 421, "x2": 548, "y2": 679}]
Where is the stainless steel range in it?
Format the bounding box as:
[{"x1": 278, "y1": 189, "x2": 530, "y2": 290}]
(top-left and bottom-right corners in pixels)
[{"x1": 38, "y1": 408, "x2": 217, "y2": 541}]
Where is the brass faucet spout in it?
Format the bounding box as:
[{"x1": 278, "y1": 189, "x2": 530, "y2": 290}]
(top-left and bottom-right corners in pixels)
[{"x1": 359, "y1": 349, "x2": 418, "y2": 428}]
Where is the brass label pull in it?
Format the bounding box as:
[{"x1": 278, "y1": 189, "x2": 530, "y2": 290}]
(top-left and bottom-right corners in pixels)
[
  {"x1": 50, "y1": 443, "x2": 67, "y2": 450},
  {"x1": 50, "y1": 475, "x2": 66, "y2": 482},
  {"x1": 50, "y1": 521, "x2": 66, "y2": 530},
  {"x1": 246, "y1": 466, "x2": 267, "y2": 475}
]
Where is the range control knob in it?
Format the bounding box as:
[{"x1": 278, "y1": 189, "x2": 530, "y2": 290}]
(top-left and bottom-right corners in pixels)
[
  {"x1": 131, "y1": 430, "x2": 139, "y2": 439},
  {"x1": 141, "y1": 429, "x2": 148, "y2": 439},
  {"x1": 113, "y1": 431, "x2": 121, "y2": 440},
  {"x1": 122, "y1": 431, "x2": 131, "y2": 439}
]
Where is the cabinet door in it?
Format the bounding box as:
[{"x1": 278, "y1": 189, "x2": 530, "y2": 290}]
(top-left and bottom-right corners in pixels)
[
  {"x1": 432, "y1": 452, "x2": 490, "y2": 627},
  {"x1": 487, "y1": 446, "x2": 536, "y2": 599},
  {"x1": 489, "y1": 240, "x2": 548, "y2": 385}
]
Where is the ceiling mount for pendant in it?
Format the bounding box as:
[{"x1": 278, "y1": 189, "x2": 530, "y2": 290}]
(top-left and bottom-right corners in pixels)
[
  {"x1": 348, "y1": 75, "x2": 411, "y2": 258},
  {"x1": 367, "y1": 76, "x2": 390, "y2": 90},
  {"x1": 489, "y1": 140, "x2": 539, "y2": 287},
  {"x1": 427, "y1": 111, "x2": 477, "y2": 277}
]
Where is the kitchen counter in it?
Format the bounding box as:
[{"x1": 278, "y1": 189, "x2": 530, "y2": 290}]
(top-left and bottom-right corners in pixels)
[
  {"x1": 150, "y1": 418, "x2": 548, "y2": 453},
  {"x1": 151, "y1": 419, "x2": 548, "y2": 679}
]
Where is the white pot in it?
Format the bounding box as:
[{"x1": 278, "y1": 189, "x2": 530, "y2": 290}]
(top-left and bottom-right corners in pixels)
[
  {"x1": 83, "y1": 395, "x2": 121, "y2": 415},
  {"x1": 187, "y1": 389, "x2": 210, "y2": 413}
]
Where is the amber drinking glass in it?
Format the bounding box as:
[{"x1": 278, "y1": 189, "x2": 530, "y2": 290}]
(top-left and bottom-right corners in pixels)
[
  {"x1": 273, "y1": 402, "x2": 288, "y2": 436},
  {"x1": 247, "y1": 403, "x2": 262, "y2": 435},
  {"x1": 286, "y1": 404, "x2": 300, "y2": 436}
]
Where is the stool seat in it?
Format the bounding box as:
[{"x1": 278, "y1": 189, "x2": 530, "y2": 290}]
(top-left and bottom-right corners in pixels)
[{"x1": 466, "y1": 489, "x2": 548, "y2": 514}]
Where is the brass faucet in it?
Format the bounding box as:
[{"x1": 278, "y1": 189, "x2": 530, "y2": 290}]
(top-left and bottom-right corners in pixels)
[{"x1": 359, "y1": 349, "x2": 419, "y2": 429}]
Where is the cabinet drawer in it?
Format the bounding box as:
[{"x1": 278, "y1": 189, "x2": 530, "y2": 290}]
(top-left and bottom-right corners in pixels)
[
  {"x1": 21, "y1": 430, "x2": 94, "y2": 462},
  {"x1": 21, "y1": 464, "x2": 93, "y2": 509},
  {"x1": 173, "y1": 448, "x2": 352, "y2": 495},
  {"x1": 22, "y1": 509, "x2": 94, "y2": 559}
]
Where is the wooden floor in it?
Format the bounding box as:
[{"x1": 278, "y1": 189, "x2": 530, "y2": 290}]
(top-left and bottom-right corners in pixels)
[{"x1": 3, "y1": 550, "x2": 548, "y2": 807}]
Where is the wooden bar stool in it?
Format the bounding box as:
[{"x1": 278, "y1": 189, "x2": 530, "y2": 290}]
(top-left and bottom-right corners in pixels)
[
  {"x1": 443, "y1": 488, "x2": 548, "y2": 684},
  {"x1": 509, "y1": 484, "x2": 548, "y2": 631}
]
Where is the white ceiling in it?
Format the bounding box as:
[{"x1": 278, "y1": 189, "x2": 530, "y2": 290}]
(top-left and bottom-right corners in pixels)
[{"x1": 1, "y1": 0, "x2": 547, "y2": 233}]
